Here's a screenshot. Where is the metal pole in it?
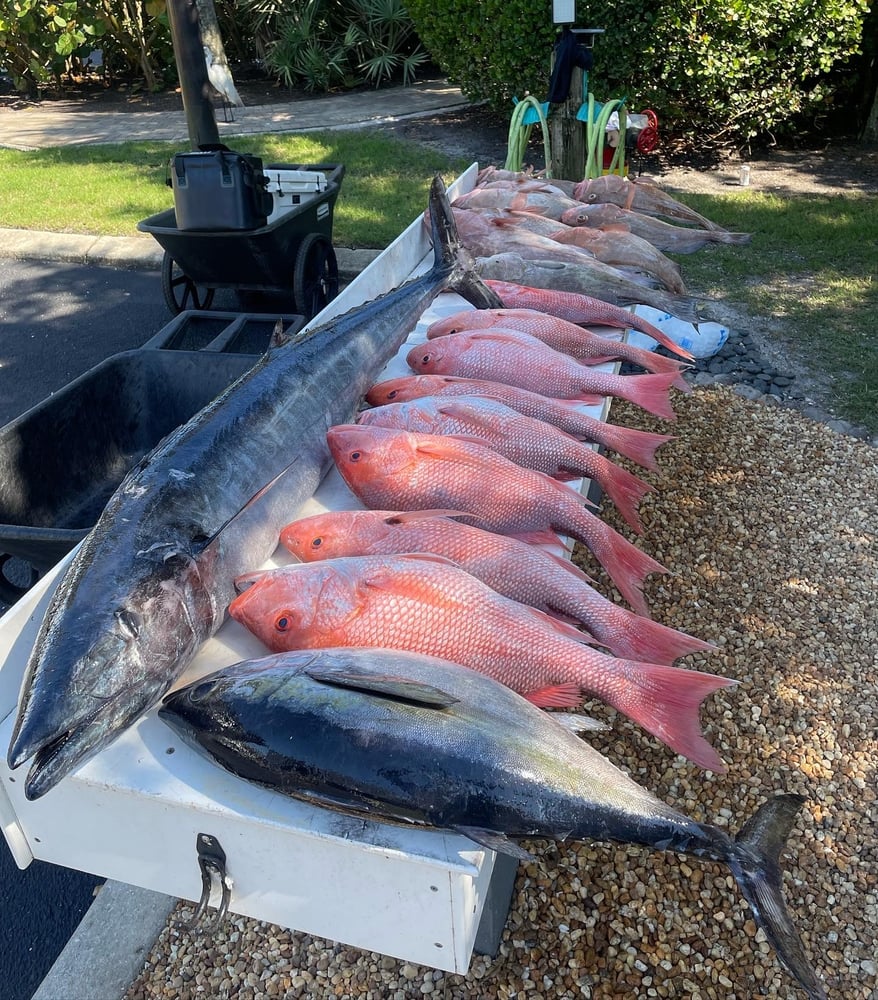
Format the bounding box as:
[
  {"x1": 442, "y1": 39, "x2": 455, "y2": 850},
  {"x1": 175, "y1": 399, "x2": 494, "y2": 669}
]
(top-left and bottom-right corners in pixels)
[{"x1": 166, "y1": 0, "x2": 220, "y2": 150}]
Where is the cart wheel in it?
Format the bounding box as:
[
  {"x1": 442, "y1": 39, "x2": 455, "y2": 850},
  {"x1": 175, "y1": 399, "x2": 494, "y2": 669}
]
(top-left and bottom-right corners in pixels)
[
  {"x1": 161, "y1": 251, "x2": 216, "y2": 314},
  {"x1": 0, "y1": 554, "x2": 39, "y2": 606},
  {"x1": 293, "y1": 234, "x2": 339, "y2": 320}
]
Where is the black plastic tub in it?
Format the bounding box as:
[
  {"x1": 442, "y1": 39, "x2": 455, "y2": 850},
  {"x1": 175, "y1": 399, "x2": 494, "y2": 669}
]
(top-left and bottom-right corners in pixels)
[{"x1": 0, "y1": 348, "x2": 259, "y2": 604}]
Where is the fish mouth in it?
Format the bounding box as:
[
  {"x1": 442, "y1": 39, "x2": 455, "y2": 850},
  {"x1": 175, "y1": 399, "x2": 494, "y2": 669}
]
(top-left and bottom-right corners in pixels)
[{"x1": 13, "y1": 684, "x2": 149, "y2": 801}]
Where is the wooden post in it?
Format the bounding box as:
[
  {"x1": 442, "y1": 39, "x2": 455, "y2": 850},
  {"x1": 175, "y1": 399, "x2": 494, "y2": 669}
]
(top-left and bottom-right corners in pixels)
[{"x1": 549, "y1": 63, "x2": 586, "y2": 182}]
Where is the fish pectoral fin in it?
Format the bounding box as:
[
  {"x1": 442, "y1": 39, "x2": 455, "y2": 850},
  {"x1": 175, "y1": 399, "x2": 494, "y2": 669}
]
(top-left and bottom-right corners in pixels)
[
  {"x1": 523, "y1": 683, "x2": 582, "y2": 709},
  {"x1": 304, "y1": 666, "x2": 460, "y2": 709},
  {"x1": 453, "y1": 826, "x2": 535, "y2": 861},
  {"x1": 196, "y1": 458, "x2": 302, "y2": 553}
]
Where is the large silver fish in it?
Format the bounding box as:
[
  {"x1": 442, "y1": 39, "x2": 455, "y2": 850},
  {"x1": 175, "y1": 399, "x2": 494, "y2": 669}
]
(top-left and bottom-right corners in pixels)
[
  {"x1": 159, "y1": 646, "x2": 827, "y2": 1000},
  {"x1": 7, "y1": 176, "x2": 499, "y2": 800}
]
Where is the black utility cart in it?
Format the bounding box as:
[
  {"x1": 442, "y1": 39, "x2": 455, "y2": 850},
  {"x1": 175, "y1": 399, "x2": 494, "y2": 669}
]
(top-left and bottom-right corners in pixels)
[{"x1": 139, "y1": 156, "x2": 345, "y2": 320}]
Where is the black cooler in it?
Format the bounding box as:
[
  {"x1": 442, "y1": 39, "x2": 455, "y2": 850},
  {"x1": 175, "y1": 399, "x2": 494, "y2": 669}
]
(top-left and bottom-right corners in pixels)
[{"x1": 170, "y1": 150, "x2": 274, "y2": 231}]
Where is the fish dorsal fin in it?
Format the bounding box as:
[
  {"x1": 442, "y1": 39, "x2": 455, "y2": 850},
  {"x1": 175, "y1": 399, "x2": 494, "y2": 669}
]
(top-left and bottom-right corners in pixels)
[
  {"x1": 453, "y1": 826, "x2": 535, "y2": 861},
  {"x1": 270, "y1": 318, "x2": 290, "y2": 349},
  {"x1": 383, "y1": 509, "x2": 470, "y2": 525},
  {"x1": 304, "y1": 666, "x2": 459, "y2": 709}
]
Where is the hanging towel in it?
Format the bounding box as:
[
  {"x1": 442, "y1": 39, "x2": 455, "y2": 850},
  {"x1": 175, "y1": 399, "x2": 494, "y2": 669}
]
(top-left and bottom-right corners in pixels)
[{"x1": 547, "y1": 26, "x2": 594, "y2": 103}]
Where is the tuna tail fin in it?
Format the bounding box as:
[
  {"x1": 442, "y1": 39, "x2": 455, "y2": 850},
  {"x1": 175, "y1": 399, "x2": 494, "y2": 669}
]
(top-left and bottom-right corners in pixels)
[
  {"x1": 613, "y1": 372, "x2": 679, "y2": 420},
  {"x1": 428, "y1": 174, "x2": 503, "y2": 310},
  {"x1": 726, "y1": 795, "x2": 827, "y2": 1000},
  {"x1": 596, "y1": 424, "x2": 675, "y2": 472},
  {"x1": 606, "y1": 660, "x2": 736, "y2": 770}
]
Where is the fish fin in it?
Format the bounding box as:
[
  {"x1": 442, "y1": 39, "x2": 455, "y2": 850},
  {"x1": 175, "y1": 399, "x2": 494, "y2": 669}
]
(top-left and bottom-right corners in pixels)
[
  {"x1": 601, "y1": 612, "x2": 717, "y2": 665},
  {"x1": 429, "y1": 174, "x2": 503, "y2": 310},
  {"x1": 584, "y1": 455, "x2": 653, "y2": 535},
  {"x1": 527, "y1": 609, "x2": 595, "y2": 645},
  {"x1": 270, "y1": 317, "x2": 291, "y2": 349},
  {"x1": 598, "y1": 425, "x2": 675, "y2": 472},
  {"x1": 568, "y1": 514, "x2": 667, "y2": 617},
  {"x1": 196, "y1": 457, "x2": 301, "y2": 554},
  {"x1": 454, "y1": 827, "x2": 535, "y2": 861},
  {"x1": 304, "y1": 666, "x2": 459, "y2": 709},
  {"x1": 613, "y1": 372, "x2": 679, "y2": 421},
  {"x1": 383, "y1": 509, "x2": 471, "y2": 524},
  {"x1": 607, "y1": 660, "x2": 736, "y2": 770},
  {"x1": 726, "y1": 795, "x2": 828, "y2": 1000},
  {"x1": 523, "y1": 683, "x2": 582, "y2": 708},
  {"x1": 542, "y1": 548, "x2": 596, "y2": 584},
  {"x1": 512, "y1": 529, "x2": 571, "y2": 550},
  {"x1": 549, "y1": 711, "x2": 611, "y2": 734}
]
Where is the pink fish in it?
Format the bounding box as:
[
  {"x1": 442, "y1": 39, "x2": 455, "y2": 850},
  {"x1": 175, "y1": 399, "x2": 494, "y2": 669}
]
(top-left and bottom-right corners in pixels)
[
  {"x1": 406, "y1": 329, "x2": 679, "y2": 420},
  {"x1": 365, "y1": 375, "x2": 674, "y2": 471},
  {"x1": 357, "y1": 395, "x2": 653, "y2": 533},
  {"x1": 483, "y1": 279, "x2": 695, "y2": 360},
  {"x1": 230, "y1": 552, "x2": 732, "y2": 770},
  {"x1": 280, "y1": 509, "x2": 716, "y2": 667},
  {"x1": 426, "y1": 307, "x2": 691, "y2": 391},
  {"x1": 326, "y1": 423, "x2": 668, "y2": 617}
]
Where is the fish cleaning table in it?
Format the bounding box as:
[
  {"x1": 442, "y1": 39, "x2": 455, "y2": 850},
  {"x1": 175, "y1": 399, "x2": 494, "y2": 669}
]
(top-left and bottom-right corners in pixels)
[{"x1": 0, "y1": 164, "x2": 619, "y2": 973}]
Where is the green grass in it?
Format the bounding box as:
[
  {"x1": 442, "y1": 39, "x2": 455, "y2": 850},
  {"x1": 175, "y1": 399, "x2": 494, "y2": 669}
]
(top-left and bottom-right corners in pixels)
[
  {"x1": 1, "y1": 134, "x2": 874, "y2": 430},
  {"x1": 0, "y1": 131, "x2": 471, "y2": 248},
  {"x1": 667, "y1": 189, "x2": 878, "y2": 432}
]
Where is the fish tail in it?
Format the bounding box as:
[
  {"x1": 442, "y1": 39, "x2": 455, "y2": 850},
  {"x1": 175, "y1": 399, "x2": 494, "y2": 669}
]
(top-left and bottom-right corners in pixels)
[
  {"x1": 612, "y1": 372, "x2": 679, "y2": 421},
  {"x1": 429, "y1": 175, "x2": 504, "y2": 310},
  {"x1": 626, "y1": 316, "x2": 695, "y2": 361},
  {"x1": 604, "y1": 659, "x2": 735, "y2": 770},
  {"x1": 618, "y1": 346, "x2": 692, "y2": 393},
  {"x1": 590, "y1": 454, "x2": 653, "y2": 534},
  {"x1": 602, "y1": 611, "x2": 717, "y2": 665},
  {"x1": 717, "y1": 231, "x2": 752, "y2": 246},
  {"x1": 725, "y1": 795, "x2": 827, "y2": 1000},
  {"x1": 593, "y1": 424, "x2": 675, "y2": 472},
  {"x1": 566, "y1": 509, "x2": 667, "y2": 617}
]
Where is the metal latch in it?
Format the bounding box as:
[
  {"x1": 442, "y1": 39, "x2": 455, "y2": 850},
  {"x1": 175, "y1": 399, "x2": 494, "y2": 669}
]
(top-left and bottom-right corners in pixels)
[{"x1": 185, "y1": 832, "x2": 232, "y2": 930}]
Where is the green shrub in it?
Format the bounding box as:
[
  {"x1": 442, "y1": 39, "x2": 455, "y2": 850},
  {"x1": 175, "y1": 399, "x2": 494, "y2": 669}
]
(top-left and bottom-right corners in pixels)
[{"x1": 407, "y1": 0, "x2": 870, "y2": 145}]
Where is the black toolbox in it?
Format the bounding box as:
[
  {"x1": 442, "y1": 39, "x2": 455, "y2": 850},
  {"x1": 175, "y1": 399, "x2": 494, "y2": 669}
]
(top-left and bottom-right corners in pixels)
[{"x1": 170, "y1": 150, "x2": 274, "y2": 231}]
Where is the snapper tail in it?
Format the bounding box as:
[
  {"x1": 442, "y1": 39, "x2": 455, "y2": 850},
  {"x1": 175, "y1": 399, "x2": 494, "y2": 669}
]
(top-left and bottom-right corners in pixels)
[
  {"x1": 561, "y1": 507, "x2": 667, "y2": 617},
  {"x1": 596, "y1": 423, "x2": 675, "y2": 472},
  {"x1": 607, "y1": 371, "x2": 679, "y2": 421},
  {"x1": 599, "y1": 609, "x2": 717, "y2": 665},
  {"x1": 587, "y1": 454, "x2": 653, "y2": 535},
  {"x1": 611, "y1": 342, "x2": 692, "y2": 393},
  {"x1": 600, "y1": 659, "x2": 735, "y2": 770}
]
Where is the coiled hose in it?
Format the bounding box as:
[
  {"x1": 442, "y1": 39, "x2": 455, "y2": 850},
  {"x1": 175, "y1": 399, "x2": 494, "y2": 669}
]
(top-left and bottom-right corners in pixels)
[{"x1": 505, "y1": 96, "x2": 552, "y2": 178}]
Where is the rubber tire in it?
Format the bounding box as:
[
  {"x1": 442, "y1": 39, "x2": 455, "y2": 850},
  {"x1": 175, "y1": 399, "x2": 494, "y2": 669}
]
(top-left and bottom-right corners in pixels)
[
  {"x1": 293, "y1": 234, "x2": 339, "y2": 320},
  {"x1": 161, "y1": 251, "x2": 216, "y2": 315}
]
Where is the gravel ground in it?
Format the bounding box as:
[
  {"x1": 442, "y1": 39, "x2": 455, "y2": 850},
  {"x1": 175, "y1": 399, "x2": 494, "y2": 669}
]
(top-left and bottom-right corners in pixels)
[{"x1": 125, "y1": 384, "x2": 877, "y2": 1000}]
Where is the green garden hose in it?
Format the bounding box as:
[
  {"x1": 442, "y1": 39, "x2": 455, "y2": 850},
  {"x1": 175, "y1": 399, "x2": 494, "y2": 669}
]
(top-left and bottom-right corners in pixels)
[{"x1": 505, "y1": 96, "x2": 552, "y2": 178}]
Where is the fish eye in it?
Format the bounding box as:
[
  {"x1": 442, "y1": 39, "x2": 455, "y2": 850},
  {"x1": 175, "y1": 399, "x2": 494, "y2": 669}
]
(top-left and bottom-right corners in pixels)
[
  {"x1": 115, "y1": 607, "x2": 142, "y2": 639},
  {"x1": 349, "y1": 450, "x2": 362, "y2": 462},
  {"x1": 188, "y1": 680, "x2": 217, "y2": 703},
  {"x1": 311, "y1": 536, "x2": 323, "y2": 549},
  {"x1": 275, "y1": 610, "x2": 295, "y2": 632}
]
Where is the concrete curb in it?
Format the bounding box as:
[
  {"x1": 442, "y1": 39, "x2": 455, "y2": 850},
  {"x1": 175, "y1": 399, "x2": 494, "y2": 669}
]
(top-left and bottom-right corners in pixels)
[
  {"x1": 31, "y1": 881, "x2": 176, "y2": 1000},
  {"x1": 0, "y1": 228, "x2": 380, "y2": 279}
]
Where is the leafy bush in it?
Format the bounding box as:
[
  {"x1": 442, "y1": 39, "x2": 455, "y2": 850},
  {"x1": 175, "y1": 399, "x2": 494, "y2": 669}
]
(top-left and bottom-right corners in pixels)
[
  {"x1": 238, "y1": 0, "x2": 428, "y2": 92},
  {"x1": 407, "y1": 0, "x2": 870, "y2": 145}
]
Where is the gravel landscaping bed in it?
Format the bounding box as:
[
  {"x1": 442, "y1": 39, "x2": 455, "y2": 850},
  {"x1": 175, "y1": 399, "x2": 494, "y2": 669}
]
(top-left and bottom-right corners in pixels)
[{"x1": 125, "y1": 384, "x2": 877, "y2": 1000}]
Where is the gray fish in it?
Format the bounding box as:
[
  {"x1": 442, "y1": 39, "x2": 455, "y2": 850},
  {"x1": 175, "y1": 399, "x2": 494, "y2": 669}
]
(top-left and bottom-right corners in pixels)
[
  {"x1": 475, "y1": 251, "x2": 703, "y2": 322},
  {"x1": 159, "y1": 646, "x2": 827, "y2": 1000},
  {"x1": 7, "y1": 176, "x2": 500, "y2": 800}
]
